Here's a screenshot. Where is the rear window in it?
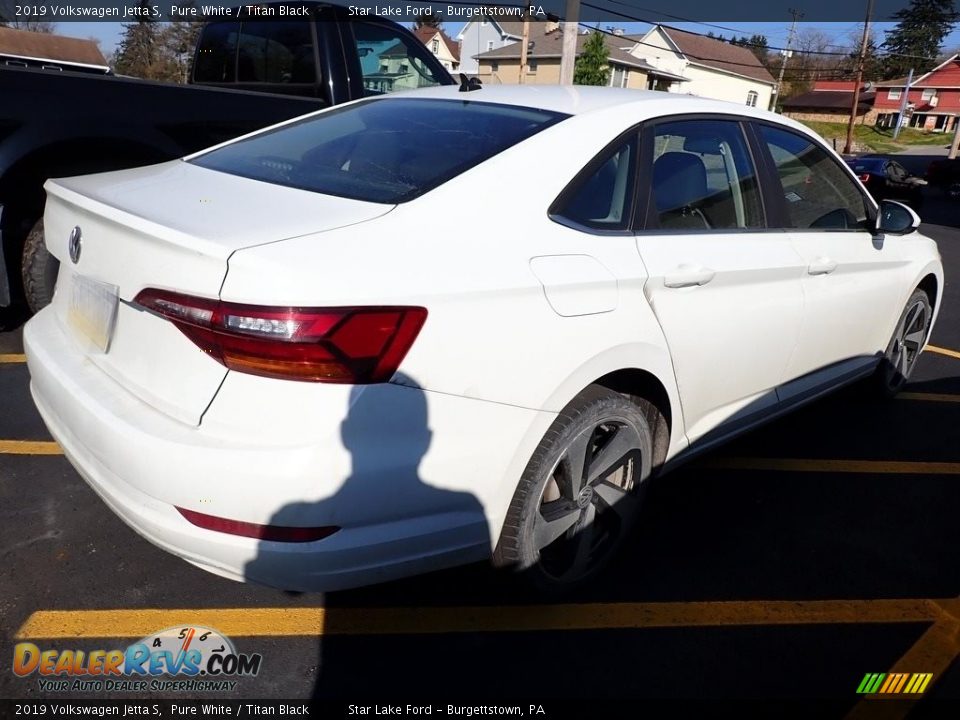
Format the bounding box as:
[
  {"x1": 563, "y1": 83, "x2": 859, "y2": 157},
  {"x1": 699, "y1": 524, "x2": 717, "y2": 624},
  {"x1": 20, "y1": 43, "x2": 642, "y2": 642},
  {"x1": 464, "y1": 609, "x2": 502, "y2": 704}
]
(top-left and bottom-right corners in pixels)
[{"x1": 189, "y1": 98, "x2": 568, "y2": 203}]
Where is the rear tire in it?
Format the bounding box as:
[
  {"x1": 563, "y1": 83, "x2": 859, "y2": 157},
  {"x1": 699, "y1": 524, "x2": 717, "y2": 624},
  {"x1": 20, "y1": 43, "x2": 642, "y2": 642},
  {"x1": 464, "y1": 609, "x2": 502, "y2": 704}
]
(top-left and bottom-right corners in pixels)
[
  {"x1": 872, "y1": 289, "x2": 932, "y2": 397},
  {"x1": 494, "y1": 385, "x2": 653, "y2": 593},
  {"x1": 21, "y1": 219, "x2": 59, "y2": 315}
]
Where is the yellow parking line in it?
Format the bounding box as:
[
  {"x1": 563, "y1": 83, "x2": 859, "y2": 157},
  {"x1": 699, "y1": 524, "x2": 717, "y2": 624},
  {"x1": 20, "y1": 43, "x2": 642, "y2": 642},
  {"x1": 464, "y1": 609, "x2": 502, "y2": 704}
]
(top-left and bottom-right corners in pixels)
[
  {"x1": 898, "y1": 391, "x2": 960, "y2": 403},
  {"x1": 0, "y1": 440, "x2": 61, "y2": 455},
  {"x1": 13, "y1": 599, "x2": 949, "y2": 639},
  {"x1": 0, "y1": 353, "x2": 25, "y2": 363},
  {"x1": 927, "y1": 345, "x2": 960, "y2": 360},
  {"x1": 701, "y1": 457, "x2": 960, "y2": 475}
]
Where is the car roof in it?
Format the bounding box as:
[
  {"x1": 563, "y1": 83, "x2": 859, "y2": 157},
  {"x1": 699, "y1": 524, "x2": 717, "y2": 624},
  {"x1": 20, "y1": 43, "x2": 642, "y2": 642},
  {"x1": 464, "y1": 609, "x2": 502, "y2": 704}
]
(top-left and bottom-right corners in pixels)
[{"x1": 387, "y1": 84, "x2": 783, "y2": 120}]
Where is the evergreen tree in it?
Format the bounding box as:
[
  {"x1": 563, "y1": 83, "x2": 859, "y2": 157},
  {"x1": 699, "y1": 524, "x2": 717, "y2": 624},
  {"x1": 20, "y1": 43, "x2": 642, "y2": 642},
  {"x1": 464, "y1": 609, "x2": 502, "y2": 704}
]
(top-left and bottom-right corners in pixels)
[
  {"x1": 414, "y1": 10, "x2": 442, "y2": 29},
  {"x1": 574, "y1": 30, "x2": 610, "y2": 86},
  {"x1": 162, "y1": 18, "x2": 203, "y2": 83},
  {"x1": 114, "y1": 1, "x2": 160, "y2": 78},
  {"x1": 731, "y1": 34, "x2": 770, "y2": 64},
  {"x1": 881, "y1": 0, "x2": 959, "y2": 79}
]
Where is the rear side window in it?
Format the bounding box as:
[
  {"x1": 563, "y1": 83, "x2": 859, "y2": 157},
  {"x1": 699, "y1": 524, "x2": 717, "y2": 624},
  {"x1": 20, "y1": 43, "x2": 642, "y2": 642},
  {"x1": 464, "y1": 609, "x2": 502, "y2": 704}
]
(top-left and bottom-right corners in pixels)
[
  {"x1": 237, "y1": 21, "x2": 316, "y2": 84},
  {"x1": 553, "y1": 136, "x2": 638, "y2": 231},
  {"x1": 351, "y1": 21, "x2": 447, "y2": 95},
  {"x1": 190, "y1": 99, "x2": 567, "y2": 203},
  {"x1": 759, "y1": 125, "x2": 869, "y2": 230},
  {"x1": 194, "y1": 21, "x2": 239, "y2": 83},
  {"x1": 649, "y1": 119, "x2": 763, "y2": 230}
]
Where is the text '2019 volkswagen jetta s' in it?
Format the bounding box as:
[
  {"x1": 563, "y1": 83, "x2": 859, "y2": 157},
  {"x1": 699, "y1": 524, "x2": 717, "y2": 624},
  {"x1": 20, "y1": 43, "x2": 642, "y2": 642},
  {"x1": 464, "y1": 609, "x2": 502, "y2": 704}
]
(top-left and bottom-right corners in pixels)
[{"x1": 24, "y1": 86, "x2": 942, "y2": 592}]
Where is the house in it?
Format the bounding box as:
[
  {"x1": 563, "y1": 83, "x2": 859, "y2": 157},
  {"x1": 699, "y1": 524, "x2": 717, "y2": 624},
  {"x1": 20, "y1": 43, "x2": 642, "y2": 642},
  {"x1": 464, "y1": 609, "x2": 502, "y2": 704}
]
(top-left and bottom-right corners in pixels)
[
  {"x1": 413, "y1": 26, "x2": 460, "y2": 73},
  {"x1": 456, "y1": 17, "x2": 527, "y2": 74},
  {"x1": 627, "y1": 25, "x2": 776, "y2": 108},
  {"x1": 0, "y1": 26, "x2": 108, "y2": 73},
  {"x1": 873, "y1": 55, "x2": 960, "y2": 132},
  {"x1": 357, "y1": 40, "x2": 430, "y2": 94},
  {"x1": 474, "y1": 22, "x2": 685, "y2": 89},
  {"x1": 782, "y1": 81, "x2": 876, "y2": 124}
]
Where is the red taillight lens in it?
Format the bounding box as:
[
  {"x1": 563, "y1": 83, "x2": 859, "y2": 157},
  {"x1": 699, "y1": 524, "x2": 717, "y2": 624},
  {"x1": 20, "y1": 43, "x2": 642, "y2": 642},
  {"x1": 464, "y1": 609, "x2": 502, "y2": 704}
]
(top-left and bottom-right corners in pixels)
[
  {"x1": 859, "y1": 173, "x2": 871, "y2": 182},
  {"x1": 134, "y1": 289, "x2": 427, "y2": 383},
  {"x1": 176, "y1": 507, "x2": 339, "y2": 542}
]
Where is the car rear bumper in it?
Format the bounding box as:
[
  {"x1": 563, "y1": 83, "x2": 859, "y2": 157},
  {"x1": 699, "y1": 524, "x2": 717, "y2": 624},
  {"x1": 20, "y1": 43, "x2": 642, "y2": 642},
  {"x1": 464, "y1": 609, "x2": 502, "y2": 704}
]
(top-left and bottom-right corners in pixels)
[{"x1": 24, "y1": 306, "x2": 552, "y2": 591}]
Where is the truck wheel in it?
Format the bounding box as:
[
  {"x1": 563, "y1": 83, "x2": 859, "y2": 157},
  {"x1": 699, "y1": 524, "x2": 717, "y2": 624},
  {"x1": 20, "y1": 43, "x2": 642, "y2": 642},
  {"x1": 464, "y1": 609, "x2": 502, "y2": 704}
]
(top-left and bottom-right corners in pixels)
[{"x1": 21, "y1": 219, "x2": 59, "y2": 314}]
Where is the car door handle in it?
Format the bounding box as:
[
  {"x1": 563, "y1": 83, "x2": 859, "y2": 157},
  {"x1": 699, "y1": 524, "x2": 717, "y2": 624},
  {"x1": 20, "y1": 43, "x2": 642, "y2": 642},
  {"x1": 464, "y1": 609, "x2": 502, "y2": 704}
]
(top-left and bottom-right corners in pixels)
[
  {"x1": 664, "y1": 266, "x2": 716, "y2": 289},
  {"x1": 807, "y1": 258, "x2": 838, "y2": 276}
]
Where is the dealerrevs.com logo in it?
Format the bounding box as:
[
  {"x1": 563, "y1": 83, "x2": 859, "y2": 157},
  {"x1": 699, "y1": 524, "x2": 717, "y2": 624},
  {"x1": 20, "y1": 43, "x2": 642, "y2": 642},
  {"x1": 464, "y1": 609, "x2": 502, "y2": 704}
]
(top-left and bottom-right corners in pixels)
[{"x1": 13, "y1": 626, "x2": 262, "y2": 693}]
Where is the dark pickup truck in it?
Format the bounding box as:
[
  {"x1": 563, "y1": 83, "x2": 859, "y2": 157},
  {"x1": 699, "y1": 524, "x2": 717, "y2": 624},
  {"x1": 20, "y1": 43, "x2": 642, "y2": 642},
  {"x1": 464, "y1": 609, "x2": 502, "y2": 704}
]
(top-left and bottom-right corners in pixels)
[{"x1": 0, "y1": 3, "x2": 453, "y2": 320}]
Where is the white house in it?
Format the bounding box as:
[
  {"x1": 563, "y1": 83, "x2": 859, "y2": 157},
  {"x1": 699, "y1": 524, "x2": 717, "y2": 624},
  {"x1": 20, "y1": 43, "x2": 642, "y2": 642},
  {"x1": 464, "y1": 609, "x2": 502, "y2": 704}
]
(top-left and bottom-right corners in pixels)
[
  {"x1": 456, "y1": 17, "x2": 526, "y2": 74},
  {"x1": 413, "y1": 26, "x2": 460, "y2": 73},
  {"x1": 629, "y1": 25, "x2": 776, "y2": 109}
]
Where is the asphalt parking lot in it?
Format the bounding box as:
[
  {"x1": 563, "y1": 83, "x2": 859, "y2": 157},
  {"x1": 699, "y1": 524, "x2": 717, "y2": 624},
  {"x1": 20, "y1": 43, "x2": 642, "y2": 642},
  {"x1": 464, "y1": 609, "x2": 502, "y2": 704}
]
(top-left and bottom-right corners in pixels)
[{"x1": 2, "y1": 162, "x2": 960, "y2": 718}]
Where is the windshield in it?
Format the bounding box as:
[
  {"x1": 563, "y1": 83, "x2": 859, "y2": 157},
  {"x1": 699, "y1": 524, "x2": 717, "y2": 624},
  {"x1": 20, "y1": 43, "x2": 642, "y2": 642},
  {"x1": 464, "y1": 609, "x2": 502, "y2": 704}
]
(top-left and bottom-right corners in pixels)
[{"x1": 190, "y1": 98, "x2": 568, "y2": 203}]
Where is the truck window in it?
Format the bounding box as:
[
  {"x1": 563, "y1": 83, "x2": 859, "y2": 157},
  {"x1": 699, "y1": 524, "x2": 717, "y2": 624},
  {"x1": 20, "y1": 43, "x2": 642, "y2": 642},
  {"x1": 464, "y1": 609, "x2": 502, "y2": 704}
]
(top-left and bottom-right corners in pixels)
[
  {"x1": 237, "y1": 21, "x2": 316, "y2": 84},
  {"x1": 194, "y1": 21, "x2": 239, "y2": 83},
  {"x1": 351, "y1": 22, "x2": 445, "y2": 96}
]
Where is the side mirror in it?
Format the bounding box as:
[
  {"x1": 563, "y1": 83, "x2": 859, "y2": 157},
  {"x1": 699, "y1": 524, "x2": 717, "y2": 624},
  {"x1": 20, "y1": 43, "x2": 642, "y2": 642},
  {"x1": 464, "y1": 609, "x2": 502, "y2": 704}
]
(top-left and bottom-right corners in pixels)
[{"x1": 876, "y1": 200, "x2": 920, "y2": 235}]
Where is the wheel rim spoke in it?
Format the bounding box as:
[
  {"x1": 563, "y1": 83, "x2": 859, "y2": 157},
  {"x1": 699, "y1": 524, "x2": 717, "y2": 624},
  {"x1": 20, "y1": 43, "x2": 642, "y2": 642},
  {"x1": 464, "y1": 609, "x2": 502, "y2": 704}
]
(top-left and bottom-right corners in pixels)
[
  {"x1": 561, "y1": 428, "x2": 593, "y2": 498},
  {"x1": 593, "y1": 479, "x2": 637, "y2": 519},
  {"x1": 533, "y1": 501, "x2": 581, "y2": 550},
  {"x1": 904, "y1": 327, "x2": 926, "y2": 350},
  {"x1": 586, "y1": 425, "x2": 638, "y2": 484},
  {"x1": 568, "y1": 503, "x2": 597, "y2": 577}
]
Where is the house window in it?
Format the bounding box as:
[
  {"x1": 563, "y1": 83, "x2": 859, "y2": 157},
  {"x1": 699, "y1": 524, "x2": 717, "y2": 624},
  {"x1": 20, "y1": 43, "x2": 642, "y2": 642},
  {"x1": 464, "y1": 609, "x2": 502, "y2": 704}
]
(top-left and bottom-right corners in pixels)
[
  {"x1": 611, "y1": 66, "x2": 625, "y2": 87},
  {"x1": 922, "y1": 88, "x2": 937, "y2": 101},
  {"x1": 528, "y1": 59, "x2": 537, "y2": 73},
  {"x1": 487, "y1": 40, "x2": 494, "y2": 51},
  {"x1": 746, "y1": 90, "x2": 758, "y2": 107},
  {"x1": 491, "y1": 61, "x2": 498, "y2": 72},
  {"x1": 888, "y1": 88, "x2": 902, "y2": 100},
  {"x1": 431, "y1": 39, "x2": 439, "y2": 53}
]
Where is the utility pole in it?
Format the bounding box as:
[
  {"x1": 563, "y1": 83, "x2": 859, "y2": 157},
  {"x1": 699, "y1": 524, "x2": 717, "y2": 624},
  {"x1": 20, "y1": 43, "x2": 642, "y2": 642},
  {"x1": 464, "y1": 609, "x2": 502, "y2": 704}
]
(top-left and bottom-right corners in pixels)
[
  {"x1": 519, "y1": 1, "x2": 531, "y2": 84},
  {"x1": 844, "y1": 0, "x2": 875, "y2": 155},
  {"x1": 892, "y1": 68, "x2": 913, "y2": 141},
  {"x1": 770, "y1": 8, "x2": 802, "y2": 112},
  {"x1": 558, "y1": 0, "x2": 580, "y2": 85}
]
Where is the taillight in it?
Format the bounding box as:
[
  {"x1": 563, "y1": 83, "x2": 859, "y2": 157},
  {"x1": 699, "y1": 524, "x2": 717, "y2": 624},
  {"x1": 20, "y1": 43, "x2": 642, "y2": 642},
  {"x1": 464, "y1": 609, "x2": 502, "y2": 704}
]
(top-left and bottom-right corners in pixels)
[
  {"x1": 134, "y1": 289, "x2": 427, "y2": 383},
  {"x1": 859, "y1": 173, "x2": 871, "y2": 182}
]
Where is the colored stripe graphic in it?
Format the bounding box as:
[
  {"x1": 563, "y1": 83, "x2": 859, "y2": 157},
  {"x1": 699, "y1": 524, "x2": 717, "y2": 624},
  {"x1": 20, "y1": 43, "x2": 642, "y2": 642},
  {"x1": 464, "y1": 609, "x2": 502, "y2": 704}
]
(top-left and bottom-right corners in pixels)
[{"x1": 857, "y1": 672, "x2": 932, "y2": 694}]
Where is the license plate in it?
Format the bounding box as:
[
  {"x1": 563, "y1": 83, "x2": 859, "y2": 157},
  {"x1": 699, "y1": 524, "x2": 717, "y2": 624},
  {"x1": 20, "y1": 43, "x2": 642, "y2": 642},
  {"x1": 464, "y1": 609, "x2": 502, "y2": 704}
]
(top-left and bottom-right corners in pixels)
[{"x1": 67, "y1": 273, "x2": 119, "y2": 353}]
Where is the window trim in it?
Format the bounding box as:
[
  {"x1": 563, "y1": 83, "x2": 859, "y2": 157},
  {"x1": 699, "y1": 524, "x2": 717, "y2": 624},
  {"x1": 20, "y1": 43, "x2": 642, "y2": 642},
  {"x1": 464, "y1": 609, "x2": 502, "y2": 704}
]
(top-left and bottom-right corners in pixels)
[
  {"x1": 888, "y1": 88, "x2": 902, "y2": 100},
  {"x1": 636, "y1": 113, "x2": 769, "y2": 234},
  {"x1": 548, "y1": 127, "x2": 643, "y2": 236},
  {"x1": 749, "y1": 117, "x2": 877, "y2": 233},
  {"x1": 746, "y1": 90, "x2": 758, "y2": 107}
]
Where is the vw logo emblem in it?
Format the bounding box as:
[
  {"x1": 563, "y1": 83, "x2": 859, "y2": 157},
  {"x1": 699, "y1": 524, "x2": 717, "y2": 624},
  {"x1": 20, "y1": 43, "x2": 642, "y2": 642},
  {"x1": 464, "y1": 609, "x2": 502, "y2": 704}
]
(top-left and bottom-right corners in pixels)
[{"x1": 68, "y1": 226, "x2": 82, "y2": 264}]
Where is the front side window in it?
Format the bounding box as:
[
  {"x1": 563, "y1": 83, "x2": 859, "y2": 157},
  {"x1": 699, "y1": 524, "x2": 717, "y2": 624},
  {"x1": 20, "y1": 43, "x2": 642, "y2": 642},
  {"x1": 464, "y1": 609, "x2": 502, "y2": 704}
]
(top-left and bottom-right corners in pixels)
[
  {"x1": 191, "y1": 99, "x2": 567, "y2": 204},
  {"x1": 352, "y1": 22, "x2": 446, "y2": 96},
  {"x1": 236, "y1": 21, "x2": 315, "y2": 84},
  {"x1": 759, "y1": 124, "x2": 869, "y2": 230},
  {"x1": 649, "y1": 119, "x2": 763, "y2": 230},
  {"x1": 746, "y1": 90, "x2": 758, "y2": 107},
  {"x1": 553, "y1": 136, "x2": 638, "y2": 231}
]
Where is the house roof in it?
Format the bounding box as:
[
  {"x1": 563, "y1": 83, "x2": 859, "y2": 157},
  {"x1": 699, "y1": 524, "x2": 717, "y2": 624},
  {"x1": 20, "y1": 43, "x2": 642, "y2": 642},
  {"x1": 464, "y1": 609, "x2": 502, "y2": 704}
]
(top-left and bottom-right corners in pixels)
[
  {"x1": 475, "y1": 26, "x2": 665, "y2": 75},
  {"x1": 875, "y1": 55, "x2": 960, "y2": 88},
  {"x1": 783, "y1": 90, "x2": 874, "y2": 111},
  {"x1": 0, "y1": 26, "x2": 107, "y2": 69},
  {"x1": 640, "y1": 26, "x2": 776, "y2": 86},
  {"x1": 413, "y1": 26, "x2": 461, "y2": 62}
]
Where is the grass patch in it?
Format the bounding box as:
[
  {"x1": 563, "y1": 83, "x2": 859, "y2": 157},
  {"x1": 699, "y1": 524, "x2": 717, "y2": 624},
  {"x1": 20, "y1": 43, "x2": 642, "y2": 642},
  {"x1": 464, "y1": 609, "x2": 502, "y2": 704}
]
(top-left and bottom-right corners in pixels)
[{"x1": 798, "y1": 120, "x2": 952, "y2": 153}]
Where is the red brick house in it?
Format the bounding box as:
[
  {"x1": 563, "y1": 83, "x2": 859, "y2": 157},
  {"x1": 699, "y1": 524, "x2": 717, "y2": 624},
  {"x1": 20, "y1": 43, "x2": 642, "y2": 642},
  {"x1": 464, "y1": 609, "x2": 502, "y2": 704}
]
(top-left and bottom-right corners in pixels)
[{"x1": 873, "y1": 54, "x2": 960, "y2": 132}]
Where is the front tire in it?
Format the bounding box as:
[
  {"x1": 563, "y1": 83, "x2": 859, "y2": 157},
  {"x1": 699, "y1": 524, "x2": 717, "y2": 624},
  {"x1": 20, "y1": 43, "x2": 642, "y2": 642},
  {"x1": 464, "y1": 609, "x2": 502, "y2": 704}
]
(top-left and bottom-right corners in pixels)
[
  {"x1": 873, "y1": 289, "x2": 932, "y2": 397},
  {"x1": 21, "y1": 219, "x2": 59, "y2": 314},
  {"x1": 494, "y1": 385, "x2": 653, "y2": 592}
]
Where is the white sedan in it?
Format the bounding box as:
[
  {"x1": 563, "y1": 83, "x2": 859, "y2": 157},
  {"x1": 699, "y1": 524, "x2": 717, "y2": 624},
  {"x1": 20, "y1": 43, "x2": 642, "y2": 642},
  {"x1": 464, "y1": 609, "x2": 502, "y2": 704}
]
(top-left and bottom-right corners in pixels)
[{"x1": 24, "y1": 86, "x2": 942, "y2": 592}]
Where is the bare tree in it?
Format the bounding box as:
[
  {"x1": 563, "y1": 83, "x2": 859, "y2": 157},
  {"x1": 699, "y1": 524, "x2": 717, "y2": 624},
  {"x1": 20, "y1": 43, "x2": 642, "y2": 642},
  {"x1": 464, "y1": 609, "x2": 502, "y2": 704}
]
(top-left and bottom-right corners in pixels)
[{"x1": 2, "y1": 20, "x2": 58, "y2": 33}]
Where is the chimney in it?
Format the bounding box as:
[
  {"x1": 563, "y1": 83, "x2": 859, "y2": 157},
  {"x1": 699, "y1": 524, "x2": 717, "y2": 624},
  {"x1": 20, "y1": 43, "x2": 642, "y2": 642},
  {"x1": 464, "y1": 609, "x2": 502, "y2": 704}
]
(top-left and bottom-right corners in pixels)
[{"x1": 544, "y1": 20, "x2": 560, "y2": 33}]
